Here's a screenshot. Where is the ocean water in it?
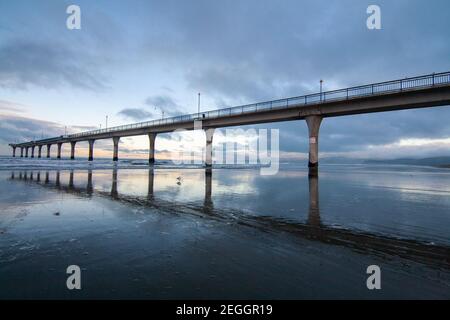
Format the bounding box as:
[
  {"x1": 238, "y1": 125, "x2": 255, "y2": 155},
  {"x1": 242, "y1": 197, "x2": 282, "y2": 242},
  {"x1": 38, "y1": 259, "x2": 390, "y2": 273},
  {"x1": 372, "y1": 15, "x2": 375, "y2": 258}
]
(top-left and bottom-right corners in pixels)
[{"x1": 0, "y1": 157, "x2": 449, "y2": 299}]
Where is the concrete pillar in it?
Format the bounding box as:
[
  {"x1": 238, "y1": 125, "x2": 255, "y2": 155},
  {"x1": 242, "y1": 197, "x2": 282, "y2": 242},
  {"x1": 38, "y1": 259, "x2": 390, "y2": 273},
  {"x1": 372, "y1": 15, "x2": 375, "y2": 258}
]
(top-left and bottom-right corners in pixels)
[
  {"x1": 31, "y1": 146, "x2": 35, "y2": 158},
  {"x1": 113, "y1": 137, "x2": 120, "y2": 161},
  {"x1": 25, "y1": 147, "x2": 29, "y2": 158},
  {"x1": 70, "y1": 141, "x2": 76, "y2": 160},
  {"x1": 20, "y1": 147, "x2": 23, "y2": 157},
  {"x1": 12, "y1": 147, "x2": 16, "y2": 157},
  {"x1": 88, "y1": 140, "x2": 95, "y2": 161},
  {"x1": 148, "y1": 133, "x2": 156, "y2": 165},
  {"x1": 305, "y1": 116, "x2": 322, "y2": 176},
  {"x1": 205, "y1": 128, "x2": 215, "y2": 167},
  {"x1": 57, "y1": 143, "x2": 62, "y2": 159},
  {"x1": 46, "y1": 144, "x2": 51, "y2": 158},
  {"x1": 38, "y1": 145, "x2": 42, "y2": 158}
]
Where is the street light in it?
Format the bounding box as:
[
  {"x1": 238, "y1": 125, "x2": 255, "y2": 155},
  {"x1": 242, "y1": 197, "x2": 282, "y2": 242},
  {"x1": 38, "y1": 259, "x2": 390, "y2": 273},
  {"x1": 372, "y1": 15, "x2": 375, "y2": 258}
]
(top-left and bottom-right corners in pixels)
[
  {"x1": 198, "y1": 92, "x2": 201, "y2": 114},
  {"x1": 154, "y1": 106, "x2": 164, "y2": 119},
  {"x1": 320, "y1": 79, "x2": 323, "y2": 101},
  {"x1": 106, "y1": 115, "x2": 108, "y2": 129}
]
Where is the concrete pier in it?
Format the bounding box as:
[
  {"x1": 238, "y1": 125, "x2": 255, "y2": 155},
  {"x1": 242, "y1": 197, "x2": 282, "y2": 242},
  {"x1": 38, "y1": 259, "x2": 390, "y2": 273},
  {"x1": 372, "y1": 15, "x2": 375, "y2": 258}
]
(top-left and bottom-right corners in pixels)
[
  {"x1": 205, "y1": 128, "x2": 215, "y2": 167},
  {"x1": 30, "y1": 146, "x2": 35, "y2": 158},
  {"x1": 7, "y1": 72, "x2": 450, "y2": 174},
  {"x1": 38, "y1": 145, "x2": 42, "y2": 158},
  {"x1": 88, "y1": 140, "x2": 95, "y2": 161},
  {"x1": 20, "y1": 147, "x2": 23, "y2": 157},
  {"x1": 306, "y1": 115, "x2": 322, "y2": 176},
  {"x1": 12, "y1": 147, "x2": 16, "y2": 157},
  {"x1": 57, "y1": 143, "x2": 62, "y2": 159},
  {"x1": 113, "y1": 137, "x2": 120, "y2": 161},
  {"x1": 148, "y1": 133, "x2": 156, "y2": 164},
  {"x1": 70, "y1": 141, "x2": 76, "y2": 160}
]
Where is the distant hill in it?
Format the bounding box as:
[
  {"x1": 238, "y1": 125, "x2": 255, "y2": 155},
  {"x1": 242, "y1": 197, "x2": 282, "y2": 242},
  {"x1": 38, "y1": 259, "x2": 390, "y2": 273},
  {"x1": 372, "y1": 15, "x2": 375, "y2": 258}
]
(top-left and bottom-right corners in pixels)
[
  {"x1": 364, "y1": 156, "x2": 450, "y2": 167},
  {"x1": 320, "y1": 157, "x2": 365, "y2": 164}
]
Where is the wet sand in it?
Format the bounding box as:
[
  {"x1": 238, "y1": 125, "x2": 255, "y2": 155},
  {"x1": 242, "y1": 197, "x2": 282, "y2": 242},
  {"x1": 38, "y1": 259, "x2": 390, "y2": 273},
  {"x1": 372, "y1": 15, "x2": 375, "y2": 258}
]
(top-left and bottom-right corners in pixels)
[{"x1": 0, "y1": 163, "x2": 450, "y2": 299}]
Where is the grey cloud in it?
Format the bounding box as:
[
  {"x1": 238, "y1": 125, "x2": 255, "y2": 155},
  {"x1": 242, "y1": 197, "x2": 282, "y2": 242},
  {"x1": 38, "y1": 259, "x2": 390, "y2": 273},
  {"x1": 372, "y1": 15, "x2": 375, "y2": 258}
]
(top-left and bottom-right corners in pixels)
[
  {"x1": 0, "y1": 40, "x2": 108, "y2": 91},
  {"x1": 0, "y1": 99, "x2": 25, "y2": 113},
  {"x1": 71, "y1": 125, "x2": 99, "y2": 131},
  {"x1": 0, "y1": 114, "x2": 64, "y2": 144},
  {"x1": 145, "y1": 95, "x2": 184, "y2": 117},
  {"x1": 117, "y1": 108, "x2": 154, "y2": 121}
]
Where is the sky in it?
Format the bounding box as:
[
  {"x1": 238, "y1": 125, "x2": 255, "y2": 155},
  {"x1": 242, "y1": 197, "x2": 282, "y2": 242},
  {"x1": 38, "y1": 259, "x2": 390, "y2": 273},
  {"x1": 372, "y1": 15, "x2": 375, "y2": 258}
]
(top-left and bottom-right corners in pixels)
[{"x1": 0, "y1": 0, "x2": 450, "y2": 160}]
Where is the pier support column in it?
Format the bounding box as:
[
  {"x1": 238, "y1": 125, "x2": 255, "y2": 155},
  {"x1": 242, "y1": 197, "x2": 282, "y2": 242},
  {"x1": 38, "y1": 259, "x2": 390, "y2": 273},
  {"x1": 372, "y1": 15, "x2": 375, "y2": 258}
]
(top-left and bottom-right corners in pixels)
[
  {"x1": 88, "y1": 140, "x2": 95, "y2": 161},
  {"x1": 148, "y1": 133, "x2": 156, "y2": 165},
  {"x1": 25, "y1": 147, "x2": 29, "y2": 158},
  {"x1": 305, "y1": 116, "x2": 322, "y2": 176},
  {"x1": 30, "y1": 146, "x2": 35, "y2": 158},
  {"x1": 20, "y1": 147, "x2": 23, "y2": 157},
  {"x1": 113, "y1": 137, "x2": 120, "y2": 161},
  {"x1": 57, "y1": 143, "x2": 62, "y2": 159},
  {"x1": 12, "y1": 147, "x2": 16, "y2": 157},
  {"x1": 46, "y1": 144, "x2": 51, "y2": 158},
  {"x1": 38, "y1": 145, "x2": 42, "y2": 158},
  {"x1": 70, "y1": 142, "x2": 76, "y2": 160},
  {"x1": 205, "y1": 128, "x2": 215, "y2": 167}
]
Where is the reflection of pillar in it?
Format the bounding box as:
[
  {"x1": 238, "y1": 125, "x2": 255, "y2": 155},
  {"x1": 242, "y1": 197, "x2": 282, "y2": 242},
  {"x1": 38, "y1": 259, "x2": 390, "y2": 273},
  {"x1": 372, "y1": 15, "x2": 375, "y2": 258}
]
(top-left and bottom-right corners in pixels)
[
  {"x1": 37, "y1": 172, "x2": 41, "y2": 182},
  {"x1": 19, "y1": 172, "x2": 23, "y2": 179},
  {"x1": 12, "y1": 147, "x2": 16, "y2": 157},
  {"x1": 69, "y1": 170, "x2": 74, "y2": 188},
  {"x1": 111, "y1": 169, "x2": 118, "y2": 198},
  {"x1": 87, "y1": 170, "x2": 93, "y2": 194},
  {"x1": 307, "y1": 175, "x2": 321, "y2": 227},
  {"x1": 88, "y1": 140, "x2": 95, "y2": 161},
  {"x1": 24, "y1": 172, "x2": 28, "y2": 180},
  {"x1": 113, "y1": 137, "x2": 120, "y2": 161},
  {"x1": 147, "y1": 168, "x2": 154, "y2": 200},
  {"x1": 47, "y1": 144, "x2": 51, "y2": 158},
  {"x1": 11, "y1": 172, "x2": 15, "y2": 179},
  {"x1": 25, "y1": 147, "x2": 29, "y2": 158},
  {"x1": 30, "y1": 172, "x2": 34, "y2": 180},
  {"x1": 45, "y1": 172, "x2": 49, "y2": 184},
  {"x1": 148, "y1": 133, "x2": 156, "y2": 165},
  {"x1": 20, "y1": 147, "x2": 23, "y2": 157},
  {"x1": 55, "y1": 171, "x2": 60, "y2": 187},
  {"x1": 57, "y1": 143, "x2": 62, "y2": 159},
  {"x1": 70, "y1": 142, "x2": 76, "y2": 160},
  {"x1": 31, "y1": 146, "x2": 35, "y2": 158},
  {"x1": 38, "y1": 145, "x2": 42, "y2": 158},
  {"x1": 305, "y1": 116, "x2": 323, "y2": 176},
  {"x1": 205, "y1": 168, "x2": 212, "y2": 205},
  {"x1": 205, "y1": 128, "x2": 215, "y2": 167}
]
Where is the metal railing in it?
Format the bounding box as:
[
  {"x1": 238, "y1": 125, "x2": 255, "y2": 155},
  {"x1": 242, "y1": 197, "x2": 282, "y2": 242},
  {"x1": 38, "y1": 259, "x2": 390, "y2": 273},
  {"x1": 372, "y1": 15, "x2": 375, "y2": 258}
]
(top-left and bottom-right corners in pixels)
[{"x1": 19, "y1": 71, "x2": 450, "y2": 144}]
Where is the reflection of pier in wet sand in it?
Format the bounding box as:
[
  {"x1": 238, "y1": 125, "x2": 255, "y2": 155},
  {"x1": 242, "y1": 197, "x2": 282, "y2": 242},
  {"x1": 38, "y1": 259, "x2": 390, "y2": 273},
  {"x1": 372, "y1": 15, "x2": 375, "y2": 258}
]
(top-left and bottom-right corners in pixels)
[{"x1": 8, "y1": 170, "x2": 450, "y2": 269}]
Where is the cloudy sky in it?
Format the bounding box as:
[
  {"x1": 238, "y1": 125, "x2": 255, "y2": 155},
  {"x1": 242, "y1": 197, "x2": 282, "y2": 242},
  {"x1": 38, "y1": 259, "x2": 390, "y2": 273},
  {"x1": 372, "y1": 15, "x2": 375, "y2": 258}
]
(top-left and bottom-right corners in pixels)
[{"x1": 1, "y1": 0, "x2": 449, "y2": 160}]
